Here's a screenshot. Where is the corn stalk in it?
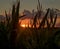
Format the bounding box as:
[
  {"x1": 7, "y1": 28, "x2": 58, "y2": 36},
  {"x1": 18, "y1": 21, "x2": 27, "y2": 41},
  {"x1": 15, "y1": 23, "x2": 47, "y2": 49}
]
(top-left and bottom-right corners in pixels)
[
  {"x1": 33, "y1": 0, "x2": 42, "y2": 28},
  {"x1": 49, "y1": 9, "x2": 57, "y2": 28},
  {"x1": 52, "y1": 14, "x2": 57, "y2": 28},
  {"x1": 10, "y1": 0, "x2": 20, "y2": 48},
  {"x1": 10, "y1": 0, "x2": 26, "y2": 47},
  {"x1": 5, "y1": 10, "x2": 10, "y2": 27},
  {"x1": 39, "y1": 8, "x2": 50, "y2": 28}
]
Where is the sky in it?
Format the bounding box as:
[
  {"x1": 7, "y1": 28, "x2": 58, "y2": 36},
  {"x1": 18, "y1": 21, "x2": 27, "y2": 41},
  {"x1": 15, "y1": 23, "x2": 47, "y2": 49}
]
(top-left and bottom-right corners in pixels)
[{"x1": 0, "y1": 0, "x2": 60, "y2": 15}]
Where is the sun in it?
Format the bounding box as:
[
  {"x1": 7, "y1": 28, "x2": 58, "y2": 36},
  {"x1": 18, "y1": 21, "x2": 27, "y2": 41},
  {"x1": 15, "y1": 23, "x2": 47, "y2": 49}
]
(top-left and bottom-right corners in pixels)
[
  {"x1": 21, "y1": 24, "x2": 26, "y2": 28},
  {"x1": 20, "y1": 24, "x2": 29, "y2": 28}
]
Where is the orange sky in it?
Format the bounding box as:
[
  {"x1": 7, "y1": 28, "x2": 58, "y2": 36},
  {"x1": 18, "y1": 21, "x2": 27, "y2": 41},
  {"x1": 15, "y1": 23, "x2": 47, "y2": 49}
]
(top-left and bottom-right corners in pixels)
[{"x1": 19, "y1": 17, "x2": 60, "y2": 28}]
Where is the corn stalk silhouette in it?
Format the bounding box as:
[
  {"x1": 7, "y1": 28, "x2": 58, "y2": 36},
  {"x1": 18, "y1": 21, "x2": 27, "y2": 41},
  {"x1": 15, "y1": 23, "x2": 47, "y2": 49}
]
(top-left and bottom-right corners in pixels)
[
  {"x1": 49, "y1": 9, "x2": 57, "y2": 28},
  {"x1": 46, "y1": 9, "x2": 57, "y2": 28},
  {"x1": 5, "y1": 10, "x2": 10, "y2": 26},
  {"x1": 33, "y1": 0, "x2": 57, "y2": 29},
  {"x1": 4, "y1": 1, "x2": 20, "y2": 47},
  {"x1": 5, "y1": 0, "x2": 26, "y2": 47},
  {"x1": 10, "y1": 1, "x2": 26, "y2": 47},
  {"x1": 39, "y1": 8, "x2": 57, "y2": 29},
  {"x1": 52, "y1": 14, "x2": 57, "y2": 28},
  {"x1": 39, "y1": 8, "x2": 50, "y2": 28},
  {"x1": 33, "y1": 0, "x2": 42, "y2": 28}
]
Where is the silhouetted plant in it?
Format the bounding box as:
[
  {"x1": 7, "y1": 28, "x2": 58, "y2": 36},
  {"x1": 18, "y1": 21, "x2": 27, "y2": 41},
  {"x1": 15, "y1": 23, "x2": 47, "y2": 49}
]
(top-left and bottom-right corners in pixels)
[
  {"x1": 49, "y1": 9, "x2": 57, "y2": 28},
  {"x1": 39, "y1": 8, "x2": 50, "y2": 28},
  {"x1": 52, "y1": 14, "x2": 57, "y2": 28},
  {"x1": 10, "y1": 0, "x2": 26, "y2": 48},
  {"x1": 33, "y1": 13, "x2": 38, "y2": 28},
  {"x1": 50, "y1": 9, "x2": 54, "y2": 24},
  {"x1": 10, "y1": 1, "x2": 20, "y2": 48},
  {"x1": 5, "y1": 10, "x2": 10, "y2": 25},
  {"x1": 33, "y1": 0, "x2": 42, "y2": 28}
]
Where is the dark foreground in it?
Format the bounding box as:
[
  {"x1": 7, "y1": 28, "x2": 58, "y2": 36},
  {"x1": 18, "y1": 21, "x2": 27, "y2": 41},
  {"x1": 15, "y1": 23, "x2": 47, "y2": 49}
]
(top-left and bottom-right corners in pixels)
[{"x1": 0, "y1": 27, "x2": 60, "y2": 49}]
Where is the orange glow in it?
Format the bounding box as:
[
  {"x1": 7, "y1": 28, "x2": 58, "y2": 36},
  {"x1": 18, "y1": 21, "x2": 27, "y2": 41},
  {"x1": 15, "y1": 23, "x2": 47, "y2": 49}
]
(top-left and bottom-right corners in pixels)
[
  {"x1": 20, "y1": 24, "x2": 29, "y2": 28},
  {"x1": 19, "y1": 18, "x2": 60, "y2": 28},
  {"x1": 21, "y1": 24, "x2": 26, "y2": 28}
]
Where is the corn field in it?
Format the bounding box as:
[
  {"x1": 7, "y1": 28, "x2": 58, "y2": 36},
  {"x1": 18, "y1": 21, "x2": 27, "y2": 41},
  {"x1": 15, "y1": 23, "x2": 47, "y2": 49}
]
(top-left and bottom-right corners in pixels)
[{"x1": 0, "y1": 0, "x2": 60, "y2": 49}]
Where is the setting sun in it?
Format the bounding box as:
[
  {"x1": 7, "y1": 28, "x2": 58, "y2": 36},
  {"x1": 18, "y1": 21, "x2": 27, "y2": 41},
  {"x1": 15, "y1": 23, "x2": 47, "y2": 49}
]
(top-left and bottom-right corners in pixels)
[
  {"x1": 20, "y1": 24, "x2": 29, "y2": 28},
  {"x1": 21, "y1": 24, "x2": 26, "y2": 28}
]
